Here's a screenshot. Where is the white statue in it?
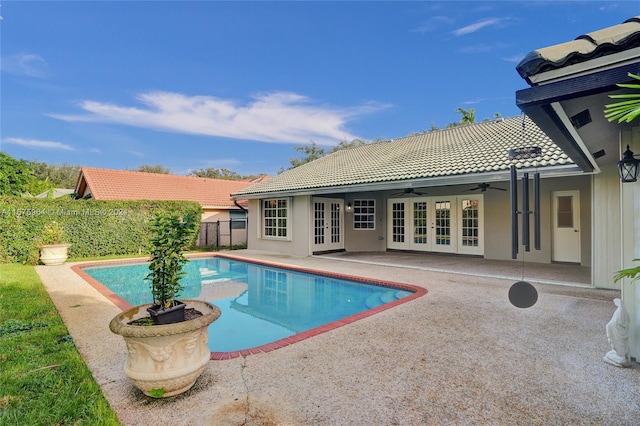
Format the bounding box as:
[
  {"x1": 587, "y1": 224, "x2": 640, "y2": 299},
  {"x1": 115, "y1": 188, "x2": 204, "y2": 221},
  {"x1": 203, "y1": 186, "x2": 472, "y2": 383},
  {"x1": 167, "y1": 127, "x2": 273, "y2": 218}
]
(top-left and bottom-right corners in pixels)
[{"x1": 604, "y1": 298, "x2": 631, "y2": 367}]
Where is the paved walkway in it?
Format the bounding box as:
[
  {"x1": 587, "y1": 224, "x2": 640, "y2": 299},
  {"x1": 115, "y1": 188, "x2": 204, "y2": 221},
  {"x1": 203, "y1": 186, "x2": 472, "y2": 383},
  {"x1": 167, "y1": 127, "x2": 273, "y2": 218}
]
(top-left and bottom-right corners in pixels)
[{"x1": 36, "y1": 250, "x2": 638, "y2": 425}]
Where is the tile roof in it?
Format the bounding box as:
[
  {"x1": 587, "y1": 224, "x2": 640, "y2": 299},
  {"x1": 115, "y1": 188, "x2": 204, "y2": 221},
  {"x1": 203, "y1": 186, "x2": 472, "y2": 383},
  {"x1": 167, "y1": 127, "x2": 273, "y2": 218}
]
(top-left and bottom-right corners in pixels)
[
  {"x1": 233, "y1": 115, "x2": 574, "y2": 198},
  {"x1": 77, "y1": 167, "x2": 256, "y2": 208},
  {"x1": 516, "y1": 16, "x2": 640, "y2": 82}
]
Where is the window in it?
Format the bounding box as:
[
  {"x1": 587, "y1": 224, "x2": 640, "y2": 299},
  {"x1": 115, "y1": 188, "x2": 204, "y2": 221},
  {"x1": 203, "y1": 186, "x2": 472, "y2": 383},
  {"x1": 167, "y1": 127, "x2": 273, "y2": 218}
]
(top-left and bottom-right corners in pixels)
[
  {"x1": 556, "y1": 196, "x2": 573, "y2": 228},
  {"x1": 353, "y1": 199, "x2": 375, "y2": 229},
  {"x1": 229, "y1": 210, "x2": 247, "y2": 230},
  {"x1": 262, "y1": 198, "x2": 289, "y2": 238}
]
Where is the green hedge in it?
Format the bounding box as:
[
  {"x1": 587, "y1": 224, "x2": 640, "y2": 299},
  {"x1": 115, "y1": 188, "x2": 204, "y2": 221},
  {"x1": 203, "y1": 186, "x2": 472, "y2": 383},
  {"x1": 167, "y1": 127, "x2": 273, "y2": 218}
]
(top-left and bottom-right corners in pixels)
[{"x1": 0, "y1": 198, "x2": 202, "y2": 264}]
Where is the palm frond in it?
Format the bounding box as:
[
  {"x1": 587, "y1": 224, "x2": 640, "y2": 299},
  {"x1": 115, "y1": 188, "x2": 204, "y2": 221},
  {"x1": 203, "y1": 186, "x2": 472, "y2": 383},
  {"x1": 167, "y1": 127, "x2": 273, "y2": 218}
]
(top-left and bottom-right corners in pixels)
[{"x1": 604, "y1": 73, "x2": 640, "y2": 124}]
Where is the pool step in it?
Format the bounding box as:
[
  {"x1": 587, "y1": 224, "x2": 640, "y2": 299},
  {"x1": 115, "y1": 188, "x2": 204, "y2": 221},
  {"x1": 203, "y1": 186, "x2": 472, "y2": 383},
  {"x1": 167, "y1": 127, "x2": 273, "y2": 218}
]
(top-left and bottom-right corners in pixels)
[{"x1": 365, "y1": 290, "x2": 408, "y2": 309}]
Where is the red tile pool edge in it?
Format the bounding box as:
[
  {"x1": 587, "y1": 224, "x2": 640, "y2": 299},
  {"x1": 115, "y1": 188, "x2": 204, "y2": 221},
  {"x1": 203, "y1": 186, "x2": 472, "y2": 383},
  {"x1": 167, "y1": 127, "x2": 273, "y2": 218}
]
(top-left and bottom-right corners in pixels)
[{"x1": 71, "y1": 252, "x2": 428, "y2": 360}]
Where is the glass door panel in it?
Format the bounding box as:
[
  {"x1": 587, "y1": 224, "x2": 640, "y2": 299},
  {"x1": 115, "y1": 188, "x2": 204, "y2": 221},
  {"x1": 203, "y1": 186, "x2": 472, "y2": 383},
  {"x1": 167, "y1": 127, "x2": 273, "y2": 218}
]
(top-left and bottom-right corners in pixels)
[
  {"x1": 330, "y1": 202, "x2": 341, "y2": 244},
  {"x1": 314, "y1": 202, "x2": 325, "y2": 245},
  {"x1": 434, "y1": 200, "x2": 451, "y2": 247},
  {"x1": 413, "y1": 201, "x2": 428, "y2": 245},
  {"x1": 387, "y1": 200, "x2": 408, "y2": 249},
  {"x1": 458, "y1": 196, "x2": 483, "y2": 255}
]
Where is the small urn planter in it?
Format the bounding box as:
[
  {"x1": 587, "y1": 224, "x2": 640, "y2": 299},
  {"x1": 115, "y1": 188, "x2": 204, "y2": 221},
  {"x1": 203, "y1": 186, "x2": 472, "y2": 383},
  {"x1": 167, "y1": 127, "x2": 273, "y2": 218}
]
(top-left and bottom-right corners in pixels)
[
  {"x1": 39, "y1": 243, "x2": 71, "y2": 266},
  {"x1": 109, "y1": 299, "x2": 221, "y2": 398}
]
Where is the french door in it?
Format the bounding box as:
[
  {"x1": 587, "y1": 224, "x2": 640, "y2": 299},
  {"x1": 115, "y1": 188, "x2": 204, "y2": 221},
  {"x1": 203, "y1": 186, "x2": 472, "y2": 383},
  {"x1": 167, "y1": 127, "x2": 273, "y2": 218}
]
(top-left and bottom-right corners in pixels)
[
  {"x1": 312, "y1": 198, "x2": 344, "y2": 252},
  {"x1": 387, "y1": 195, "x2": 483, "y2": 255}
]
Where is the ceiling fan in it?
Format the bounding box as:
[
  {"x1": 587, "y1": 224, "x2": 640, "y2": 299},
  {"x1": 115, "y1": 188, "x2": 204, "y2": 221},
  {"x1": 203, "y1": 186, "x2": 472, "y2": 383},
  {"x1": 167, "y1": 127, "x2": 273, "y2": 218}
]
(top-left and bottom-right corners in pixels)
[
  {"x1": 391, "y1": 188, "x2": 427, "y2": 197},
  {"x1": 466, "y1": 183, "x2": 506, "y2": 192}
]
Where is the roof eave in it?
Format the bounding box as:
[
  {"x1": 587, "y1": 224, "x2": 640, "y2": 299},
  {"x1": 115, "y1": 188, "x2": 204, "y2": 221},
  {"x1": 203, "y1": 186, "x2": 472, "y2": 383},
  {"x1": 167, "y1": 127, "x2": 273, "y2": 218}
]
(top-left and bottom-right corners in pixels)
[
  {"x1": 516, "y1": 61, "x2": 640, "y2": 172},
  {"x1": 232, "y1": 165, "x2": 584, "y2": 200}
]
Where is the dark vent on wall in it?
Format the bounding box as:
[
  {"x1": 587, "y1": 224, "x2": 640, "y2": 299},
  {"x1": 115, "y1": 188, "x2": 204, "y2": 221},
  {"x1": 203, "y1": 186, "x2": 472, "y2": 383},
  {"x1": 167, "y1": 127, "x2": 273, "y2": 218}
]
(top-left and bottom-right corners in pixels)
[
  {"x1": 570, "y1": 109, "x2": 592, "y2": 129},
  {"x1": 592, "y1": 149, "x2": 606, "y2": 159}
]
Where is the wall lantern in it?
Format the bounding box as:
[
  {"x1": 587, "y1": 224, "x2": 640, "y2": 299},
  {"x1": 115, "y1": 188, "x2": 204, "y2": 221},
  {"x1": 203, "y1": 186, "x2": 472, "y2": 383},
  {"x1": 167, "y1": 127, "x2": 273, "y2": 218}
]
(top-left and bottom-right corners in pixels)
[
  {"x1": 346, "y1": 202, "x2": 352, "y2": 212},
  {"x1": 618, "y1": 145, "x2": 640, "y2": 183}
]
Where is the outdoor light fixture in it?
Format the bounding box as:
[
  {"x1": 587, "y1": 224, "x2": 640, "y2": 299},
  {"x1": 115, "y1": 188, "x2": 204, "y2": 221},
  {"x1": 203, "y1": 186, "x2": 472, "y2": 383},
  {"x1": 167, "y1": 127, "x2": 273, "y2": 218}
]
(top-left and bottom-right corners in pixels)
[
  {"x1": 618, "y1": 145, "x2": 640, "y2": 183},
  {"x1": 346, "y1": 202, "x2": 352, "y2": 212}
]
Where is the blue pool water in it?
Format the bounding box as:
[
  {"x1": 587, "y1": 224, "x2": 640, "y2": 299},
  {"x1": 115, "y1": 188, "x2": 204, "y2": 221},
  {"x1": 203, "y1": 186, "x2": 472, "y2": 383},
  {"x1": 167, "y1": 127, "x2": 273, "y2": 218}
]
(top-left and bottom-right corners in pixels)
[{"x1": 84, "y1": 257, "x2": 413, "y2": 352}]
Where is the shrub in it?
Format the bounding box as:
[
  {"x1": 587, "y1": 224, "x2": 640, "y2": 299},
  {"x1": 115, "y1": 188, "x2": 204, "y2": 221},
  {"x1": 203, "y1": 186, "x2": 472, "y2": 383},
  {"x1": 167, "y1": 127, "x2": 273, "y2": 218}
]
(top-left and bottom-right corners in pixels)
[{"x1": 0, "y1": 197, "x2": 202, "y2": 264}]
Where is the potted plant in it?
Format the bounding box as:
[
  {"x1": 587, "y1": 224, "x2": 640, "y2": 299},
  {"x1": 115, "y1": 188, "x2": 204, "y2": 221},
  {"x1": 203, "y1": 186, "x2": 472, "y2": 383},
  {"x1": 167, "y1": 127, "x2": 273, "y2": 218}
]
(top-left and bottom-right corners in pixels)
[
  {"x1": 38, "y1": 221, "x2": 71, "y2": 266},
  {"x1": 109, "y1": 212, "x2": 221, "y2": 398},
  {"x1": 146, "y1": 212, "x2": 196, "y2": 325}
]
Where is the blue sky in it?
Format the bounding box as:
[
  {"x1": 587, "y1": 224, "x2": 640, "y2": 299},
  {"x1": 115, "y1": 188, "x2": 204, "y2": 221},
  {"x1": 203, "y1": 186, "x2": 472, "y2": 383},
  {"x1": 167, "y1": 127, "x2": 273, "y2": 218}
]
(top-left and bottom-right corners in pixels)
[{"x1": 1, "y1": 1, "x2": 637, "y2": 177}]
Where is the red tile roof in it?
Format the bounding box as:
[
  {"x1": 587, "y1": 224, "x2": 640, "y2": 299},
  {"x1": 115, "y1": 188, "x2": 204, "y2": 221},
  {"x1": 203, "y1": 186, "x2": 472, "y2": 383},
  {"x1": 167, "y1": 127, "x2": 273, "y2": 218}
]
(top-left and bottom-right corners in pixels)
[{"x1": 76, "y1": 167, "x2": 260, "y2": 208}]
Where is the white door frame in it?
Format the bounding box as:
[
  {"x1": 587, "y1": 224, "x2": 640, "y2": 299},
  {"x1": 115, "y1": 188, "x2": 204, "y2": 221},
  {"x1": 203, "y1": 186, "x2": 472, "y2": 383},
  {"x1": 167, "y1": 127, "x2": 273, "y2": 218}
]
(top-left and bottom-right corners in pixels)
[
  {"x1": 311, "y1": 197, "x2": 344, "y2": 252},
  {"x1": 386, "y1": 195, "x2": 483, "y2": 255},
  {"x1": 552, "y1": 190, "x2": 581, "y2": 263}
]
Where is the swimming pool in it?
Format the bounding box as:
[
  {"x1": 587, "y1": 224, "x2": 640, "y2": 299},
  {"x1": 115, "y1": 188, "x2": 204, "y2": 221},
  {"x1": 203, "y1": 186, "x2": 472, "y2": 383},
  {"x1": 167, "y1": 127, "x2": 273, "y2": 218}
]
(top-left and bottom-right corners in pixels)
[{"x1": 77, "y1": 255, "x2": 425, "y2": 358}]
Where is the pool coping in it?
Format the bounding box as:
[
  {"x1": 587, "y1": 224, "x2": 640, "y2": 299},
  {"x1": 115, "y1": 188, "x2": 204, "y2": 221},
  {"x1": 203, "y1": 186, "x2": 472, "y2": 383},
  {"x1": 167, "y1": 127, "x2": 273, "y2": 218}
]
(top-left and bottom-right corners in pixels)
[{"x1": 71, "y1": 253, "x2": 427, "y2": 360}]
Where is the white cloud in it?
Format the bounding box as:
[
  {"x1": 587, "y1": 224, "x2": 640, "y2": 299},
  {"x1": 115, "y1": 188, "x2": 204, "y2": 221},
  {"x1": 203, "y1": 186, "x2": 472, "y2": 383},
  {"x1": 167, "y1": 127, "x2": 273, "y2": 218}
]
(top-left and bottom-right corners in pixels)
[
  {"x1": 49, "y1": 91, "x2": 391, "y2": 145},
  {"x1": 453, "y1": 18, "x2": 502, "y2": 36},
  {"x1": 502, "y1": 53, "x2": 525, "y2": 63},
  {"x1": 1, "y1": 53, "x2": 48, "y2": 78},
  {"x1": 412, "y1": 16, "x2": 454, "y2": 34},
  {"x1": 3, "y1": 137, "x2": 74, "y2": 151}
]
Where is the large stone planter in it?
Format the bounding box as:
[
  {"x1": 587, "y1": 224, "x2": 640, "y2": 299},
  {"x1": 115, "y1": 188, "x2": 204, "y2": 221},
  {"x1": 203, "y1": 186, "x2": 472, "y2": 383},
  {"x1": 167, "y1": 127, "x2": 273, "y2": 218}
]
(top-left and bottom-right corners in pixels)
[
  {"x1": 39, "y1": 244, "x2": 70, "y2": 266},
  {"x1": 109, "y1": 300, "x2": 220, "y2": 398}
]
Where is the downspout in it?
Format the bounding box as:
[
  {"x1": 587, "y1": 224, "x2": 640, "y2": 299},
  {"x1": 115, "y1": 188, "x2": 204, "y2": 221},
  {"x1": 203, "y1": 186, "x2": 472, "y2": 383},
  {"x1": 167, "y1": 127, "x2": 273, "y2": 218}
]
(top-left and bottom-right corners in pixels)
[
  {"x1": 234, "y1": 200, "x2": 247, "y2": 212},
  {"x1": 234, "y1": 200, "x2": 248, "y2": 250}
]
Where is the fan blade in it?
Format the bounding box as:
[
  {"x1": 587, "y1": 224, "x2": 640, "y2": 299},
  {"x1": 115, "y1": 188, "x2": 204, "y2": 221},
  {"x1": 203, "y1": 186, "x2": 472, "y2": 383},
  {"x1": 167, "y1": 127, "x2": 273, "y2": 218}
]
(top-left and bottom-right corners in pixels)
[{"x1": 489, "y1": 187, "x2": 507, "y2": 191}]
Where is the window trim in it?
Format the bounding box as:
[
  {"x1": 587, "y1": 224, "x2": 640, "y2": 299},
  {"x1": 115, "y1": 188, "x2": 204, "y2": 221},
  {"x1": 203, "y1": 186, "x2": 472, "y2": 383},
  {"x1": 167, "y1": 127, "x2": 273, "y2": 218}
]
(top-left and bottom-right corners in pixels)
[
  {"x1": 260, "y1": 197, "x2": 292, "y2": 240},
  {"x1": 352, "y1": 199, "x2": 376, "y2": 230}
]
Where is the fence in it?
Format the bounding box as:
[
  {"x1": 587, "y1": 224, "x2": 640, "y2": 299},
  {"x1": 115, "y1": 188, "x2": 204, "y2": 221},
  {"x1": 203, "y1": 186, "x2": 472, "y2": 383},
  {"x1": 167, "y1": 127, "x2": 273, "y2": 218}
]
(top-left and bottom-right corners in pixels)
[{"x1": 197, "y1": 219, "x2": 248, "y2": 248}]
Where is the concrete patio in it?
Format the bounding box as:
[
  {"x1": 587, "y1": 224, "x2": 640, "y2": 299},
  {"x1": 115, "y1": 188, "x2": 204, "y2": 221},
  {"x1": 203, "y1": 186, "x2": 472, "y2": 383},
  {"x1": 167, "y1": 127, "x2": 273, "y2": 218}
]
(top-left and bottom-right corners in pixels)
[{"x1": 36, "y1": 250, "x2": 639, "y2": 425}]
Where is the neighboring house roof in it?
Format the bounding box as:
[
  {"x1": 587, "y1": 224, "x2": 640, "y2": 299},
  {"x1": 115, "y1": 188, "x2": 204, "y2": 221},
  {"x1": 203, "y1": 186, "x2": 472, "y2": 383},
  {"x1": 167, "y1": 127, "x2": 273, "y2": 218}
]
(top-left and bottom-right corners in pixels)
[
  {"x1": 233, "y1": 116, "x2": 576, "y2": 199},
  {"x1": 516, "y1": 16, "x2": 640, "y2": 84},
  {"x1": 34, "y1": 188, "x2": 75, "y2": 199},
  {"x1": 75, "y1": 167, "x2": 255, "y2": 208}
]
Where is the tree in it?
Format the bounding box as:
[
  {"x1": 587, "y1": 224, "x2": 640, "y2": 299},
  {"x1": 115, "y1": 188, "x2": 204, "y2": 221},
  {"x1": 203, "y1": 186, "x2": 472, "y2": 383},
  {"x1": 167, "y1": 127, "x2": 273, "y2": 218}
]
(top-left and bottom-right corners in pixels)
[
  {"x1": 281, "y1": 138, "x2": 386, "y2": 172},
  {"x1": 285, "y1": 141, "x2": 327, "y2": 170},
  {"x1": 1, "y1": 152, "x2": 31, "y2": 195},
  {"x1": 188, "y1": 167, "x2": 243, "y2": 180},
  {"x1": 29, "y1": 160, "x2": 81, "y2": 189},
  {"x1": 330, "y1": 138, "x2": 369, "y2": 152},
  {"x1": 0, "y1": 152, "x2": 55, "y2": 195},
  {"x1": 454, "y1": 107, "x2": 476, "y2": 125},
  {"x1": 135, "y1": 164, "x2": 171, "y2": 174}
]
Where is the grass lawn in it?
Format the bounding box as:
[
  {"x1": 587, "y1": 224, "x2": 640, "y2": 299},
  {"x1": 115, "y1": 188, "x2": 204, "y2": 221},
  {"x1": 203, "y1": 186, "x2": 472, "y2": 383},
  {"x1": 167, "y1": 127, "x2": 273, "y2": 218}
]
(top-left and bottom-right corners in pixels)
[{"x1": 0, "y1": 264, "x2": 120, "y2": 425}]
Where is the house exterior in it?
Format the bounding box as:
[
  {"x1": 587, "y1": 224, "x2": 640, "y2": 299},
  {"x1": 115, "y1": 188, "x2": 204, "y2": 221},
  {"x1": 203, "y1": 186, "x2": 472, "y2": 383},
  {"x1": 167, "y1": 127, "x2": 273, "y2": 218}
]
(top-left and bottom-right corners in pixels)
[
  {"x1": 74, "y1": 167, "x2": 259, "y2": 245},
  {"x1": 515, "y1": 17, "x2": 640, "y2": 360},
  {"x1": 232, "y1": 115, "x2": 594, "y2": 271}
]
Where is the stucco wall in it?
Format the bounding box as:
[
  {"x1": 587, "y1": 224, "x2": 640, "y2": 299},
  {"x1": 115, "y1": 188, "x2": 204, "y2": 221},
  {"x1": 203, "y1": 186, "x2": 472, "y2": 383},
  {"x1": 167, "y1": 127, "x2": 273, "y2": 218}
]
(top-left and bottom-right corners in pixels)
[
  {"x1": 244, "y1": 175, "x2": 592, "y2": 264},
  {"x1": 482, "y1": 175, "x2": 591, "y2": 266},
  {"x1": 246, "y1": 196, "x2": 312, "y2": 256},
  {"x1": 344, "y1": 192, "x2": 387, "y2": 252}
]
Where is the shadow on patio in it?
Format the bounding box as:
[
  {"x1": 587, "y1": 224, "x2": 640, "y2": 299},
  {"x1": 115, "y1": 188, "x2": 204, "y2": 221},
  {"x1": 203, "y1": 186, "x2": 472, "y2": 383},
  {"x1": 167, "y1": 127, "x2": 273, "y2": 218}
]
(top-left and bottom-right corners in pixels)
[{"x1": 318, "y1": 251, "x2": 593, "y2": 287}]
